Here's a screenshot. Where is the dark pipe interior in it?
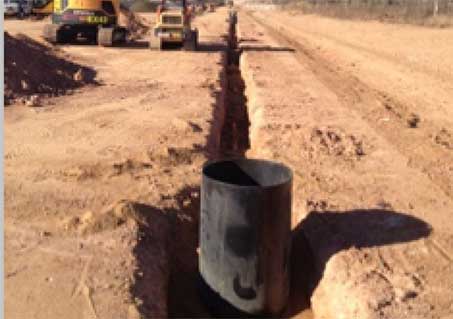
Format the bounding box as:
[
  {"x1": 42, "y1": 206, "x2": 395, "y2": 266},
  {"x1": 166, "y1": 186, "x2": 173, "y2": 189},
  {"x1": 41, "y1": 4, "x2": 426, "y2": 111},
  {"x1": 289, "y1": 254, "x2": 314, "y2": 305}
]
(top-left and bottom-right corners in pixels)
[{"x1": 203, "y1": 159, "x2": 292, "y2": 187}]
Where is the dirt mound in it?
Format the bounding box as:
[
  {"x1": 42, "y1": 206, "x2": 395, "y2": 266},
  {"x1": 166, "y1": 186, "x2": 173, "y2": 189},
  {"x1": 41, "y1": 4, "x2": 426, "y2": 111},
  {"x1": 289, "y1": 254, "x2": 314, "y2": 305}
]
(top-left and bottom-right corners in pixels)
[
  {"x1": 4, "y1": 32, "x2": 96, "y2": 105},
  {"x1": 61, "y1": 200, "x2": 152, "y2": 235},
  {"x1": 310, "y1": 126, "x2": 366, "y2": 160},
  {"x1": 56, "y1": 158, "x2": 153, "y2": 182},
  {"x1": 127, "y1": 0, "x2": 158, "y2": 12},
  {"x1": 435, "y1": 128, "x2": 453, "y2": 150},
  {"x1": 119, "y1": 6, "x2": 151, "y2": 40}
]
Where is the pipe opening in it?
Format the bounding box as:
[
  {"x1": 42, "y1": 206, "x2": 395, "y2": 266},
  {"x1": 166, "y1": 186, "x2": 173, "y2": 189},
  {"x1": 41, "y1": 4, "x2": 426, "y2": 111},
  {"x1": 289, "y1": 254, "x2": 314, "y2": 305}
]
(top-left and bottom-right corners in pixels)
[{"x1": 203, "y1": 159, "x2": 292, "y2": 187}]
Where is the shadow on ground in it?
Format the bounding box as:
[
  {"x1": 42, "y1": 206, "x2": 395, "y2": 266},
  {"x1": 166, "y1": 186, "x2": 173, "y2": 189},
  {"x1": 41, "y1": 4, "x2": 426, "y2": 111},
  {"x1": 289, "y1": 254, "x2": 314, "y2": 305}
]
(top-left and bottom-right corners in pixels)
[
  {"x1": 57, "y1": 39, "x2": 150, "y2": 49},
  {"x1": 118, "y1": 40, "x2": 228, "y2": 52},
  {"x1": 129, "y1": 188, "x2": 431, "y2": 318},
  {"x1": 197, "y1": 41, "x2": 228, "y2": 52},
  {"x1": 241, "y1": 45, "x2": 295, "y2": 52},
  {"x1": 129, "y1": 185, "x2": 211, "y2": 318},
  {"x1": 286, "y1": 209, "x2": 432, "y2": 317},
  {"x1": 165, "y1": 186, "x2": 212, "y2": 318},
  {"x1": 238, "y1": 38, "x2": 259, "y2": 42},
  {"x1": 112, "y1": 40, "x2": 150, "y2": 49}
]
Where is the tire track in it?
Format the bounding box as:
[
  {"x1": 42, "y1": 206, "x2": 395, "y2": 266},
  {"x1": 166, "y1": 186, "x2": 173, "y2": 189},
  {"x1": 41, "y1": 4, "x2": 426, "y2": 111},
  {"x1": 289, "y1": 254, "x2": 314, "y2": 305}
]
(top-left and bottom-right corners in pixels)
[{"x1": 244, "y1": 10, "x2": 453, "y2": 201}]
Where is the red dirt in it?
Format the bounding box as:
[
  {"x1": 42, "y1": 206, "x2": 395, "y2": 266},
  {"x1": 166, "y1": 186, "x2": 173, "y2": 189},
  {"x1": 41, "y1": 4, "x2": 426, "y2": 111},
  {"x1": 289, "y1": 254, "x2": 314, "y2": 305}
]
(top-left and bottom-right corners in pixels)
[{"x1": 4, "y1": 32, "x2": 96, "y2": 105}]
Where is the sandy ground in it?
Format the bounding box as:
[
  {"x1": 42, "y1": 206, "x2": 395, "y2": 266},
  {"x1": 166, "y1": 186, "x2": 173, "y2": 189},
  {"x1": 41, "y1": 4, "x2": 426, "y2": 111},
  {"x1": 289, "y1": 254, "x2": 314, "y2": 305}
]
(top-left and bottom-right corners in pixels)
[
  {"x1": 237, "y1": 7, "x2": 453, "y2": 319},
  {"x1": 4, "y1": 11, "x2": 227, "y2": 319},
  {"x1": 5, "y1": 4, "x2": 453, "y2": 319}
]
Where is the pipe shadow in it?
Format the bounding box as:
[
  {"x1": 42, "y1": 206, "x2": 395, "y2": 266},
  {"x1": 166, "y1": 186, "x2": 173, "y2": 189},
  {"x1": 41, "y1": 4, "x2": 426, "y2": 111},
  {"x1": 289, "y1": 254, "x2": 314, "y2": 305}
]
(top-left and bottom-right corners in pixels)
[
  {"x1": 285, "y1": 209, "x2": 432, "y2": 317},
  {"x1": 165, "y1": 186, "x2": 212, "y2": 318},
  {"x1": 128, "y1": 202, "x2": 172, "y2": 317},
  {"x1": 129, "y1": 185, "x2": 212, "y2": 318},
  {"x1": 132, "y1": 192, "x2": 430, "y2": 317}
]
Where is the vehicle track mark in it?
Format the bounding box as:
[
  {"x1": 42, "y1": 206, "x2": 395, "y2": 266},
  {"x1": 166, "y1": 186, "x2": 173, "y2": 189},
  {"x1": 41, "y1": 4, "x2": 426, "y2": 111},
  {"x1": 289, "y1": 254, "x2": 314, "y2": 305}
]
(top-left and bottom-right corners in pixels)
[{"x1": 245, "y1": 10, "x2": 453, "y2": 201}]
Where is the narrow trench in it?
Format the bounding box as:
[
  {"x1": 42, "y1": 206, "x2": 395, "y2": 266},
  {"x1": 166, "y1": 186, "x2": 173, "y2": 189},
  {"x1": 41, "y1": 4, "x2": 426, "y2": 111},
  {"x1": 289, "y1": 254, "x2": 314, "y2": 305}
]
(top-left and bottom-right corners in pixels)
[
  {"x1": 167, "y1": 14, "x2": 314, "y2": 319},
  {"x1": 166, "y1": 14, "x2": 252, "y2": 318},
  {"x1": 219, "y1": 16, "x2": 251, "y2": 158}
]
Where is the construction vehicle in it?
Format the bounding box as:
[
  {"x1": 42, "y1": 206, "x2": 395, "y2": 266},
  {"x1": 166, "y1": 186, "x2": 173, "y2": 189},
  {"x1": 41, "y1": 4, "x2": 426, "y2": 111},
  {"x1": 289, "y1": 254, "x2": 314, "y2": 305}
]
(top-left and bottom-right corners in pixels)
[
  {"x1": 42, "y1": 0, "x2": 127, "y2": 46},
  {"x1": 149, "y1": 0, "x2": 198, "y2": 50},
  {"x1": 4, "y1": 0, "x2": 33, "y2": 18},
  {"x1": 32, "y1": 0, "x2": 53, "y2": 15}
]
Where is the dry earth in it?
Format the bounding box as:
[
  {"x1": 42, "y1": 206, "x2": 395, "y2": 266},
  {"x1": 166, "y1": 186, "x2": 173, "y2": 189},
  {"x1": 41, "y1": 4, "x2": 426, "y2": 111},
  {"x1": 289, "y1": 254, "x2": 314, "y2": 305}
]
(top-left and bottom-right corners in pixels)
[
  {"x1": 4, "y1": 3, "x2": 453, "y2": 319},
  {"x1": 4, "y1": 10, "x2": 228, "y2": 319},
  {"x1": 236, "y1": 5, "x2": 453, "y2": 319}
]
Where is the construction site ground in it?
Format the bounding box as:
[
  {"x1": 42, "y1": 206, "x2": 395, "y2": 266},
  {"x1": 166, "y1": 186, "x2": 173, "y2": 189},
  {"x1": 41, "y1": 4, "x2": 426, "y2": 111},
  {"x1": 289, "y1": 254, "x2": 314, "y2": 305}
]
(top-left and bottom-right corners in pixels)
[{"x1": 4, "y1": 5, "x2": 453, "y2": 319}]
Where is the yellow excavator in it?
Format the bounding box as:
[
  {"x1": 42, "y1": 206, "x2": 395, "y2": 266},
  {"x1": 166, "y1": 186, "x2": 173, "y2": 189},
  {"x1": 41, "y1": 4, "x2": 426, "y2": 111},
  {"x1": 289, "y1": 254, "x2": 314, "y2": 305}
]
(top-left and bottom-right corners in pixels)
[
  {"x1": 149, "y1": 0, "x2": 198, "y2": 50},
  {"x1": 42, "y1": 0, "x2": 126, "y2": 46},
  {"x1": 32, "y1": 0, "x2": 53, "y2": 15}
]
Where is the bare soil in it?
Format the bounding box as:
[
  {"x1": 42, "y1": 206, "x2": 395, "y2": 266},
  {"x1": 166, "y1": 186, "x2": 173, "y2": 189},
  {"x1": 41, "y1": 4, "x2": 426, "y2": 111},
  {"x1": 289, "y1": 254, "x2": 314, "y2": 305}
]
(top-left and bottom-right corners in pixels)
[
  {"x1": 237, "y1": 7, "x2": 453, "y2": 319},
  {"x1": 4, "y1": 32, "x2": 96, "y2": 105},
  {"x1": 3, "y1": 8, "x2": 149, "y2": 105},
  {"x1": 4, "y1": 11, "x2": 227, "y2": 319},
  {"x1": 5, "y1": 4, "x2": 453, "y2": 319}
]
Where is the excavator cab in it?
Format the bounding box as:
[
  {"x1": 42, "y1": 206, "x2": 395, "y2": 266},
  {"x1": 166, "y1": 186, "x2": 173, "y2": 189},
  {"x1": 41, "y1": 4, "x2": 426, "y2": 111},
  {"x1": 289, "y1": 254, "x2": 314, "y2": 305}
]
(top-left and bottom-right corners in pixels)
[
  {"x1": 149, "y1": 0, "x2": 198, "y2": 50},
  {"x1": 42, "y1": 0, "x2": 127, "y2": 46}
]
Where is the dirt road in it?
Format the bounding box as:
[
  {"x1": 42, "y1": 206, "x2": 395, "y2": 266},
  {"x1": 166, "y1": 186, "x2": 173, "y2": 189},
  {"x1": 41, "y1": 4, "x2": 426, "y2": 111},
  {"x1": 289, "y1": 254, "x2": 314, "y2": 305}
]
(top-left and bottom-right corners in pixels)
[
  {"x1": 5, "y1": 11, "x2": 227, "y2": 319},
  {"x1": 4, "y1": 4, "x2": 453, "y2": 319},
  {"x1": 237, "y1": 6, "x2": 453, "y2": 319}
]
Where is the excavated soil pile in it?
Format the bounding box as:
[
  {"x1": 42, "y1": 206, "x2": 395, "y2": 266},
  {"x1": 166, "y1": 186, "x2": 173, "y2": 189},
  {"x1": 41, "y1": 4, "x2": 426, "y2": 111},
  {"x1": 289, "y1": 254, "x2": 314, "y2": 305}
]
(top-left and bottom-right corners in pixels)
[
  {"x1": 4, "y1": 32, "x2": 96, "y2": 105},
  {"x1": 127, "y1": 0, "x2": 157, "y2": 13},
  {"x1": 119, "y1": 6, "x2": 151, "y2": 40}
]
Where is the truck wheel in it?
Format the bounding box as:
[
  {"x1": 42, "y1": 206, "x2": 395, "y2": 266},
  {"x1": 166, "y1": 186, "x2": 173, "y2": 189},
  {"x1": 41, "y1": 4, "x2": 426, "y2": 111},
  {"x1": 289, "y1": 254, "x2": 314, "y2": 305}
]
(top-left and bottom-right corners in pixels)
[
  {"x1": 63, "y1": 30, "x2": 77, "y2": 43},
  {"x1": 149, "y1": 33, "x2": 161, "y2": 50},
  {"x1": 87, "y1": 30, "x2": 98, "y2": 44},
  {"x1": 194, "y1": 29, "x2": 199, "y2": 49},
  {"x1": 113, "y1": 27, "x2": 127, "y2": 45},
  {"x1": 98, "y1": 27, "x2": 113, "y2": 47},
  {"x1": 184, "y1": 30, "x2": 197, "y2": 51}
]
